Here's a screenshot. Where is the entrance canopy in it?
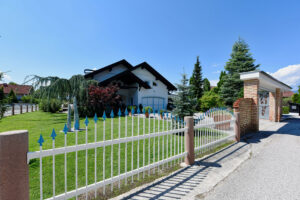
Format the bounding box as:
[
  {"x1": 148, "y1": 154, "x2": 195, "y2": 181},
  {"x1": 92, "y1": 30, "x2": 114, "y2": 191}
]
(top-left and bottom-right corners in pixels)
[{"x1": 240, "y1": 71, "x2": 292, "y2": 92}]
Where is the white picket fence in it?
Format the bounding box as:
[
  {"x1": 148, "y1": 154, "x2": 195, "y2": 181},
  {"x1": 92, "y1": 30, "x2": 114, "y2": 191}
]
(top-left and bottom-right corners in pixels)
[
  {"x1": 4, "y1": 103, "x2": 38, "y2": 116},
  {"x1": 27, "y1": 107, "x2": 235, "y2": 200}
]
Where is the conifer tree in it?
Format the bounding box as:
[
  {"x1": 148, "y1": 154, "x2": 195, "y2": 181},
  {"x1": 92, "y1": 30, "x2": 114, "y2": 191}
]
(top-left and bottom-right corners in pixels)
[
  {"x1": 173, "y1": 73, "x2": 196, "y2": 118},
  {"x1": 220, "y1": 38, "x2": 259, "y2": 106},
  {"x1": 189, "y1": 56, "x2": 203, "y2": 109},
  {"x1": 203, "y1": 78, "x2": 211, "y2": 92}
]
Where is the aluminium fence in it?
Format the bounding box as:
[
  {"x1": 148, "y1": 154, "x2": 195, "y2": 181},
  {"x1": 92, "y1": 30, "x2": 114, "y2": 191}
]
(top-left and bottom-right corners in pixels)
[{"x1": 26, "y1": 107, "x2": 236, "y2": 200}]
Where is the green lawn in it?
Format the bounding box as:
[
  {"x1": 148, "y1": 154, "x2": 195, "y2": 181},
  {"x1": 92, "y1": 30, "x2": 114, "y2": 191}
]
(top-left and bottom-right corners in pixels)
[{"x1": 0, "y1": 111, "x2": 229, "y2": 199}]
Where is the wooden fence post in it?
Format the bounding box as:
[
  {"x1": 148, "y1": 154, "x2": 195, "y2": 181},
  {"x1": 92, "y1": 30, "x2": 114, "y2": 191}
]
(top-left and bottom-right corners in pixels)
[
  {"x1": 0, "y1": 130, "x2": 29, "y2": 200},
  {"x1": 12, "y1": 104, "x2": 15, "y2": 115},
  {"x1": 184, "y1": 116, "x2": 194, "y2": 165},
  {"x1": 234, "y1": 112, "x2": 240, "y2": 142}
]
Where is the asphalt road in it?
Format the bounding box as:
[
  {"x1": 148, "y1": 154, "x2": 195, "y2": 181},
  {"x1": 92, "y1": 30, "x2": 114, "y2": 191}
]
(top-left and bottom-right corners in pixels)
[{"x1": 204, "y1": 116, "x2": 300, "y2": 200}]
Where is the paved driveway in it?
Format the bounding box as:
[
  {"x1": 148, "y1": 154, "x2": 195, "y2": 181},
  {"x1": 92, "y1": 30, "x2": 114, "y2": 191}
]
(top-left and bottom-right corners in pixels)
[{"x1": 204, "y1": 116, "x2": 300, "y2": 200}]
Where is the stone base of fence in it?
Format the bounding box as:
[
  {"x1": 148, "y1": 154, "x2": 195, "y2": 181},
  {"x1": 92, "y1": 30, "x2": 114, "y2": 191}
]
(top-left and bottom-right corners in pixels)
[{"x1": 0, "y1": 130, "x2": 29, "y2": 200}]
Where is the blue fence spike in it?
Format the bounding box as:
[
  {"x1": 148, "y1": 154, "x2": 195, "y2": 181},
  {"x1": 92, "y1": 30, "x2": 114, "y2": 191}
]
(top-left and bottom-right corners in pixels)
[
  {"x1": 110, "y1": 110, "x2": 114, "y2": 118},
  {"x1": 103, "y1": 111, "x2": 106, "y2": 120},
  {"x1": 125, "y1": 108, "x2": 128, "y2": 116},
  {"x1": 118, "y1": 108, "x2": 122, "y2": 116},
  {"x1": 137, "y1": 107, "x2": 140, "y2": 114},
  {"x1": 51, "y1": 128, "x2": 56, "y2": 140},
  {"x1": 38, "y1": 134, "x2": 44, "y2": 146},
  {"x1": 132, "y1": 107, "x2": 135, "y2": 115},
  {"x1": 63, "y1": 124, "x2": 68, "y2": 135},
  {"x1": 94, "y1": 114, "x2": 98, "y2": 123},
  {"x1": 75, "y1": 120, "x2": 80, "y2": 130},
  {"x1": 84, "y1": 116, "x2": 89, "y2": 126}
]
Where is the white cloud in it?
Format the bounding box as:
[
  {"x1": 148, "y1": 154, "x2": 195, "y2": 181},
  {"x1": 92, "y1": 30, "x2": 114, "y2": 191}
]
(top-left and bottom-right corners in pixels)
[
  {"x1": 209, "y1": 79, "x2": 219, "y2": 86},
  {"x1": 0, "y1": 71, "x2": 12, "y2": 83},
  {"x1": 270, "y1": 64, "x2": 300, "y2": 89}
]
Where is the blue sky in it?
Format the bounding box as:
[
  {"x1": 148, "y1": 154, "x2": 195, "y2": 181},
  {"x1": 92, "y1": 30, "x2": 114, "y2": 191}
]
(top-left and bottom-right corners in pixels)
[{"x1": 1, "y1": 0, "x2": 300, "y2": 89}]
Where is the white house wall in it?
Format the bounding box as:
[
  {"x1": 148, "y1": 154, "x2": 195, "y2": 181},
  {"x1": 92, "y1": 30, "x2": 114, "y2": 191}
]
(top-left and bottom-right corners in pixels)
[
  {"x1": 132, "y1": 68, "x2": 169, "y2": 110},
  {"x1": 93, "y1": 64, "x2": 128, "y2": 82}
]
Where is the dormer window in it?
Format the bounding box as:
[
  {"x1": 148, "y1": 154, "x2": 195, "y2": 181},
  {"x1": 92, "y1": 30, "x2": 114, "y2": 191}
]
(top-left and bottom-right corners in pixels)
[
  {"x1": 145, "y1": 81, "x2": 150, "y2": 86},
  {"x1": 153, "y1": 81, "x2": 157, "y2": 86}
]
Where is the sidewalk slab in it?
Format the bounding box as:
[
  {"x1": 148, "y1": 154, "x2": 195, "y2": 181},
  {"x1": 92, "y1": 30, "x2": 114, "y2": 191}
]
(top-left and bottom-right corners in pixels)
[{"x1": 112, "y1": 141, "x2": 251, "y2": 200}]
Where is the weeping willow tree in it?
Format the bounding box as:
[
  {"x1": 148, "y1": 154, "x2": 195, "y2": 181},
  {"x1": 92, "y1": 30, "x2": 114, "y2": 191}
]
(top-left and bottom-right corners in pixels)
[{"x1": 24, "y1": 74, "x2": 97, "y2": 131}]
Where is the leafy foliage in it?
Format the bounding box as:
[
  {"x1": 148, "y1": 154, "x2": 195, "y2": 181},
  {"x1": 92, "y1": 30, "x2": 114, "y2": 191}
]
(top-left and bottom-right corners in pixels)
[
  {"x1": 199, "y1": 90, "x2": 224, "y2": 112},
  {"x1": 291, "y1": 86, "x2": 300, "y2": 104},
  {"x1": 8, "y1": 89, "x2": 18, "y2": 103},
  {"x1": 203, "y1": 78, "x2": 211, "y2": 92},
  {"x1": 220, "y1": 38, "x2": 259, "y2": 106},
  {"x1": 39, "y1": 99, "x2": 61, "y2": 113},
  {"x1": 173, "y1": 73, "x2": 196, "y2": 118},
  {"x1": 189, "y1": 56, "x2": 203, "y2": 109},
  {"x1": 282, "y1": 106, "x2": 289, "y2": 114},
  {"x1": 88, "y1": 84, "x2": 121, "y2": 116}
]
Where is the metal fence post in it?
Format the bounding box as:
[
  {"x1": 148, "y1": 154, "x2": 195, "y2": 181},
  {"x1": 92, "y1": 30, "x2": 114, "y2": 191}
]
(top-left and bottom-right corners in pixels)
[
  {"x1": 184, "y1": 116, "x2": 194, "y2": 165},
  {"x1": 12, "y1": 104, "x2": 15, "y2": 115},
  {"x1": 234, "y1": 112, "x2": 240, "y2": 142},
  {"x1": 0, "y1": 130, "x2": 29, "y2": 200}
]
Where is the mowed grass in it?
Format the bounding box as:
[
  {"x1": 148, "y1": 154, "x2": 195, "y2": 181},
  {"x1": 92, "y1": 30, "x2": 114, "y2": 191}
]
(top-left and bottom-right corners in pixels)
[{"x1": 0, "y1": 111, "x2": 229, "y2": 199}]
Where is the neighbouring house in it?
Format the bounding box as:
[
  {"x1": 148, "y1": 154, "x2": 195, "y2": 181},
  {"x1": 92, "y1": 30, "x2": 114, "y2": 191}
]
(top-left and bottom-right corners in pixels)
[
  {"x1": 0, "y1": 83, "x2": 33, "y2": 100},
  {"x1": 282, "y1": 91, "x2": 294, "y2": 98},
  {"x1": 84, "y1": 59, "x2": 177, "y2": 111}
]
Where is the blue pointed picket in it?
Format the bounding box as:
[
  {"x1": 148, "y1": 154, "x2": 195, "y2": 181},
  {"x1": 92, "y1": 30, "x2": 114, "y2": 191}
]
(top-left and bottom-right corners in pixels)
[
  {"x1": 94, "y1": 114, "x2": 98, "y2": 123},
  {"x1": 38, "y1": 134, "x2": 44, "y2": 146},
  {"x1": 110, "y1": 110, "x2": 114, "y2": 118},
  {"x1": 75, "y1": 120, "x2": 80, "y2": 130},
  {"x1": 125, "y1": 108, "x2": 128, "y2": 116},
  {"x1": 51, "y1": 128, "x2": 57, "y2": 140},
  {"x1": 103, "y1": 111, "x2": 106, "y2": 120},
  {"x1": 118, "y1": 108, "x2": 122, "y2": 116},
  {"x1": 84, "y1": 116, "x2": 89, "y2": 126},
  {"x1": 63, "y1": 124, "x2": 68, "y2": 135},
  {"x1": 137, "y1": 107, "x2": 140, "y2": 114},
  {"x1": 142, "y1": 108, "x2": 146, "y2": 114},
  {"x1": 131, "y1": 107, "x2": 135, "y2": 115}
]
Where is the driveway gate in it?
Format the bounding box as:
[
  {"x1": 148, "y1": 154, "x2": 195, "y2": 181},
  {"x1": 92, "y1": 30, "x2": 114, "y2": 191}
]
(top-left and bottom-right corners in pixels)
[{"x1": 259, "y1": 91, "x2": 269, "y2": 119}]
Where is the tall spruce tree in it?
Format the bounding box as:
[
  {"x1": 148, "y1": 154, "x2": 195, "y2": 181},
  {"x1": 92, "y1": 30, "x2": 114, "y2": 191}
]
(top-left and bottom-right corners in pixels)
[
  {"x1": 220, "y1": 38, "x2": 259, "y2": 106},
  {"x1": 189, "y1": 56, "x2": 203, "y2": 109},
  {"x1": 173, "y1": 73, "x2": 196, "y2": 118},
  {"x1": 203, "y1": 78, "x2": 211, "y2": 92}
]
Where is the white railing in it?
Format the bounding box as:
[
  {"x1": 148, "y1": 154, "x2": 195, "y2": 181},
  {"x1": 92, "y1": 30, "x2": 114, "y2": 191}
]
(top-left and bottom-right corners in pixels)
[
  {"x1": 4, "y1": 103, "x2": 38, "y2": 116},
  {"x1": 27, "y1": 107, "x2": 236, "y2": 200},
  {"x1": 194, "y1": 107, "x2": 235, "y2": 154},
  {"x1": 27, "y1": 109, "x2": 187, "y2": 200}
]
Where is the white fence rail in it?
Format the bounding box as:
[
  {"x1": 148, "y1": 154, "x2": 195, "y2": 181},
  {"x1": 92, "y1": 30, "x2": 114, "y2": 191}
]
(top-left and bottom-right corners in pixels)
[
  {"x1": 27, "y1": 107, "x2": 236, "y2": 200},
  {"x1": 4, "y1": 103, "x2": 38, "y2": 116}
]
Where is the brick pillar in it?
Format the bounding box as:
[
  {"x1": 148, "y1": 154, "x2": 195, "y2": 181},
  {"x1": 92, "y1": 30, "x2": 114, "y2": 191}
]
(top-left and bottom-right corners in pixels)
[
  {"x1": 244, "y1": 79, "x2": 259, "y2": 131},
  {"x1": 184, "y1": 116, "x2": 194, "y2": 165},
  {"x1": 269, "y1": 89, "x2": 281, "y2": 122},
  {"x1": 0, "y1": 130, "x2": 29, "y2": 200},
  {"x1": 276, "y1": 88, "x2": 282, "y2": 122},
  {"x1": 234, "y1": 112, "x2": 240, "y2": 142}
]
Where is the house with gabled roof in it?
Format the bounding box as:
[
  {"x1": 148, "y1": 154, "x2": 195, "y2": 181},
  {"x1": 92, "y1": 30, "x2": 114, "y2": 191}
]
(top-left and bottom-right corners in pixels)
[{"x1": 84, "y1": 59, "x2": 176, "y2": 111}]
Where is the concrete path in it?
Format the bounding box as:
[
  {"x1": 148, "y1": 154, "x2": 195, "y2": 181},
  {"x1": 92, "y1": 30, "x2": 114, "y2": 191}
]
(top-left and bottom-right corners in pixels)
[
  {"x1": 202, "y1": 115, "x2": 300, "y2": 200},
  {"x1": 113, "y1": 140, "x2": 251, "y2": 200}
]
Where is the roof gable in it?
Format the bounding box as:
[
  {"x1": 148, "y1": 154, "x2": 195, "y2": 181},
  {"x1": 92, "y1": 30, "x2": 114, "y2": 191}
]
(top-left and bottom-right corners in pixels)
[
  {"x1": 84, "y1": 59, "x2": 133, "y2": 78},
  {"x1": 132, "y1": 62, "x2": 177, "y2": 91}
]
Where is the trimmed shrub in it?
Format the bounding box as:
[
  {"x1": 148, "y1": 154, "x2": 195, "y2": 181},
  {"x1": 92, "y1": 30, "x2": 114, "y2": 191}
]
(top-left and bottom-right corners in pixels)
[
  {"x1": 39, "y1": 99, "x2": 61, "y2": 113},
  {"x1": 282, "y1": 106, "x2": 289, "y2": 114}
]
